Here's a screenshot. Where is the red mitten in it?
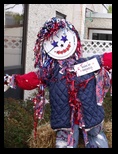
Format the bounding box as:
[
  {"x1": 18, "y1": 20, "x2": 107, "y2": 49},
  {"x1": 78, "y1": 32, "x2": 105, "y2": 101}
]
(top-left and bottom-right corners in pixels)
[
  {"x1": 15, "y1": 72, "x2": 41, "y2": 90},
  {"x1": 103, "y1": 52, "x2": 112, "y2": 70}
]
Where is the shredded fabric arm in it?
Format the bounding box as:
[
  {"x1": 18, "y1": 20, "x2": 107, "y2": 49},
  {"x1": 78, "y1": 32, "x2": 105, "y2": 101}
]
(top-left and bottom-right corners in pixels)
[{"x1": 95, "y1": 52, "x2": 112, "y2": 105}]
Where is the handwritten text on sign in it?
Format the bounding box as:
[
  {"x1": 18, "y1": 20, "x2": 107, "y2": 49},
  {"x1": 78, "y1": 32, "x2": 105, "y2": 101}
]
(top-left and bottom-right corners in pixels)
[{"x1": 74, "y1": 58, "x2": 100, "y2": 76}]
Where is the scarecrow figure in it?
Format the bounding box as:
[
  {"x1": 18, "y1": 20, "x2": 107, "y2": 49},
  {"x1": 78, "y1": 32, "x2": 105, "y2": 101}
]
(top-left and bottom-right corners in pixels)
[{"x1": 4, "y1": 17, "x2": 112, "y2": 148}]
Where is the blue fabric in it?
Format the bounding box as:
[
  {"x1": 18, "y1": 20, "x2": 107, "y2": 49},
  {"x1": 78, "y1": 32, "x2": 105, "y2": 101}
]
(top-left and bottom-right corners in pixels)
[
  {"x1": 47, "y1": 55, "x2": 105, "y2": 129},
  {"x1": 86, "y1": 122, "x2": 109, "y2": 148},
  {"x1": 48, "y1": 62, "x2": 71, "y2": 129},
  {"x1": 56, "y1": 130, "x2": 68, "y2": 148},
  {"x1": 55, "y1": 123, "x2": 109, "y2": 148},
  {"x1": 73, "y1": 125, "x2": 79, "y2": 148}
]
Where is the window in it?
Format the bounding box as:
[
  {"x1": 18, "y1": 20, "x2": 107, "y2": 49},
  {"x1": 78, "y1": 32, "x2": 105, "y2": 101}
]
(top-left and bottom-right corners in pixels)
[
  {"x1": 4, "y1": 4, "x2": 25, "y2": 67},
  {"x1": 89, "y1": 29, "x2": 112, "y2": 41},
  {"x1": 92, "y1": 33, "x2": 112, "y2": 40},
  {"x1": 56, "y1": 11, "x2": 66, "y2": 19},
  {"x1": 4, "y1": 4, "x2": 28, "y2": 99}
]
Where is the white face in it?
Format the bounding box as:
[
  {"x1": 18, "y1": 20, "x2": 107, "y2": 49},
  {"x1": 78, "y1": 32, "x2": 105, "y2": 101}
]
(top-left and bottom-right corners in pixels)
[{"x1": 43, "y1": 28, "x2": 77, "y2": 60}]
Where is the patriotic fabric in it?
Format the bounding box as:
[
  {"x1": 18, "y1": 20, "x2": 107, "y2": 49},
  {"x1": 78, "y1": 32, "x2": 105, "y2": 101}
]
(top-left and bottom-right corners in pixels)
[{"x1": 95, "y1": 67, "x2": 111, "y2": 106}]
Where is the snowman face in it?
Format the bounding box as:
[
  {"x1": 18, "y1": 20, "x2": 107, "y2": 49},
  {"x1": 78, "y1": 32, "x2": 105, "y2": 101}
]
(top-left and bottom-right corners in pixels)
[{"x1": 43, "y1": 28, "x2": 77, "y2": 60}]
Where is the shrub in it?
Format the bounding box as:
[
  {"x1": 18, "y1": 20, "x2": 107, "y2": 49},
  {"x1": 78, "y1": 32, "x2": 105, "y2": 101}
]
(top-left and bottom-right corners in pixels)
[
  {"x1": 103, "y1": 92, "x2": 112, "y2": 122},
  {"x1": 4, "y1": 97, "x2": 34, "y2": 148}
]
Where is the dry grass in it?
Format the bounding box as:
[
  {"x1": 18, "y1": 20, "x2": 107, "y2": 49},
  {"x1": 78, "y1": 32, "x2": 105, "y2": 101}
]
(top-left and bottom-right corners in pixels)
[
  {"x1": 104, "y1": 121, "x2": 112, "y2": 148},
  {"x1": 27, "y1": 123, "x2": 56, "y2": 148},
  {"x1": 103, "y1": 92, "x2": 112, "y2": 148}
]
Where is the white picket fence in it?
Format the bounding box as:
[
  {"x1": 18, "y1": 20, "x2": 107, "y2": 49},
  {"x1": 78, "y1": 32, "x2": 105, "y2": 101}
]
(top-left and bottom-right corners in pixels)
[
  {"x1": 4, "y1": 36, "x2": 22, "y2": 66},
  {"x1": 81, "y1": 39, "x2": 112, "y2": 57},
  {"x1": 4, "y1": 36, "x2": 22, "y2": 48},
  {"x1": 4, "y1": 36, "x2": 112, "y2": 60}
]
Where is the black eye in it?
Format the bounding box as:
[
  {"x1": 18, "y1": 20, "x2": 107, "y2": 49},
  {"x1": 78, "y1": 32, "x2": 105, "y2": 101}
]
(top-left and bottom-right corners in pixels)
[{"x1": 61, "y1": 36, "x2": 68, "y2": 43}]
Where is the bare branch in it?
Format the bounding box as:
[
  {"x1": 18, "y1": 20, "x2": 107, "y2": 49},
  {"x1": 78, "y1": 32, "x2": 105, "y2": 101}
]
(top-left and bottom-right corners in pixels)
[{"x1": 5, "y1": 4, "x2": 19, "y2": 10}]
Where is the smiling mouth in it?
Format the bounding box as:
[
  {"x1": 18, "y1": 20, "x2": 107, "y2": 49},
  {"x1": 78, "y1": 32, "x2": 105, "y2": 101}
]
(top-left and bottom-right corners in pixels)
[{"x1": 54, "y1": 43, "x2": 71, "y2": 54}]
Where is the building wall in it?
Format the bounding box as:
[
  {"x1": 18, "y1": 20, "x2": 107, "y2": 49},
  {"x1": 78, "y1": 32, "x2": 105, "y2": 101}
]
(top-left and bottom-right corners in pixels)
[
  {"x1": 84, "y1": 13, "x2": 112, "y2": 39},
  {"x1": 86, "y1": 4, "x2": 108, "y2": 13}
]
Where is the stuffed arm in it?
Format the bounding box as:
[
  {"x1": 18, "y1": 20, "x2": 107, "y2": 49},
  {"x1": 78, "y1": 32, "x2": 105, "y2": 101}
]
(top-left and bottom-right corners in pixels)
[{"x1": 4, "y1": 71, "x2": 42, "y2": 92}]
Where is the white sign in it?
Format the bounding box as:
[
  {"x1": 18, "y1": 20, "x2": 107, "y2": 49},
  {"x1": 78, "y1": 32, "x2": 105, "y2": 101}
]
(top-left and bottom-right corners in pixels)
[{"x1": 74, "y1": 58, "x2": 100, "y2": 76}]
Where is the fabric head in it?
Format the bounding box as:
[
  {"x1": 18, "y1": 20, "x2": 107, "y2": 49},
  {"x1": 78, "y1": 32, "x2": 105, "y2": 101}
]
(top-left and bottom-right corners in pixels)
[{"x1": 33, "y1": 17, "x2": 82, "y2": 68}]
